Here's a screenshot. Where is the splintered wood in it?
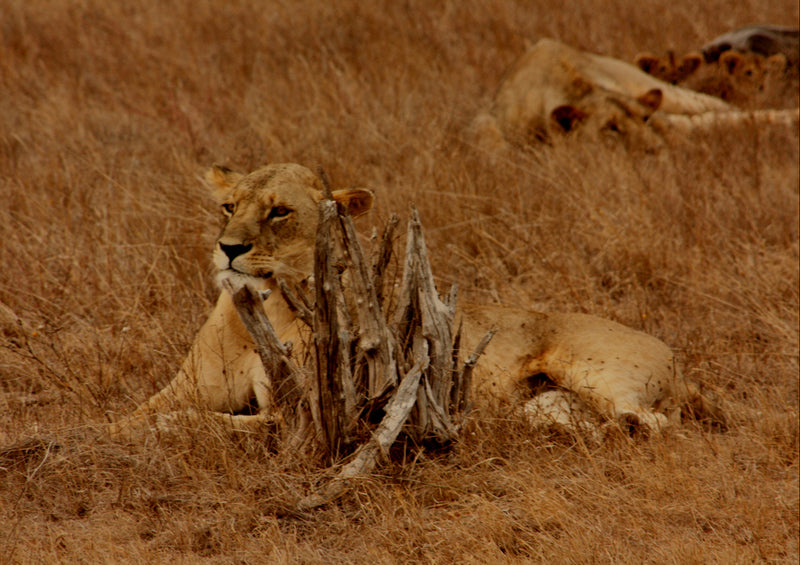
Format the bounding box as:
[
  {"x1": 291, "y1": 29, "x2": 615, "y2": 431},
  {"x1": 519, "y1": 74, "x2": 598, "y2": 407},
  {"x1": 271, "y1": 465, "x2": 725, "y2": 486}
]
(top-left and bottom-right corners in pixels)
[{"x1": 229, "y1": 200, "x2": 493, "y2": 511}]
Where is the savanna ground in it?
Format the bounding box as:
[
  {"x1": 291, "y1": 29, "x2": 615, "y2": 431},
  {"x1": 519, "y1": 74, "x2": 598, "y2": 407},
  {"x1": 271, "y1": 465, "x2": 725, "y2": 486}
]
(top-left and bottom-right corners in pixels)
[{"x1": 1, "y1": 1, "x2": 798, "y2": 563}]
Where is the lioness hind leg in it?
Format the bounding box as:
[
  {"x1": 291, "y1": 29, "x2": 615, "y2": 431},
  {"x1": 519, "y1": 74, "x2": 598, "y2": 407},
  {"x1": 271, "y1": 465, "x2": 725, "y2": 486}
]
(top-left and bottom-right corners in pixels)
[{"x1": 522, "y1": 389, "x2": 671, "y2": 439}]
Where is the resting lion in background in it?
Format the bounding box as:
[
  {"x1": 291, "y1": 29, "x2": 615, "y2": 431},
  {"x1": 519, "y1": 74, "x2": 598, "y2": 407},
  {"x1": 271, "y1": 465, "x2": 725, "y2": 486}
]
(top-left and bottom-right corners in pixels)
[
  {"x1": 473, "y1": 38, "x2": 799, "y2": 152},
  {"x1": 472, "y1": 38, "x2": 731, "y2": 150},
  {"x1": 109, "y1": 163, "x2": 725, "y2": 440}
]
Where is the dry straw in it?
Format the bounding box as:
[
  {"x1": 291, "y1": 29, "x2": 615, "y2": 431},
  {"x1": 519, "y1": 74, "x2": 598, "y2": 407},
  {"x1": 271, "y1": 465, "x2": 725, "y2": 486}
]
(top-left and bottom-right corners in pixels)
[{"x1": 0, "y1": 0, "x2": 797, "y2": 562}]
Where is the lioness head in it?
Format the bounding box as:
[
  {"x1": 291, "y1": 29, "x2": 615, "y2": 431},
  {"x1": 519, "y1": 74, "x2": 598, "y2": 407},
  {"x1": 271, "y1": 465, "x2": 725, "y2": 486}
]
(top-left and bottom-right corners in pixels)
[
  {"x1": 547, "y1": 85, "x2": 664, "y2": 150},
  {"x1": 718, "y1": 50, "x2": 788, "y2": 90},
  {"x1": 634, "y1": 51, "x2": 703, "y2": 84},
  {"x1": 204, "y1": 163, "x2": 373, "y2": 291}
]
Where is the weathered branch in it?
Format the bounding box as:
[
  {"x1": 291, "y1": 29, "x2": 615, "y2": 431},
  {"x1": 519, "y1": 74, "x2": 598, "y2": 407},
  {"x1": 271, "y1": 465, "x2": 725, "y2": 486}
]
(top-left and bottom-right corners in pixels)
[
  {"x1": 372, "y1": 213, "x2": 399, "y2": 305},
  {"x1": 410, "y1": 208, "x2": 456, "y2": 415},
  {"x1": 339, "y1": 211, "x2": 398, "y2": 399},
  {"x1": 276, "y1": 278, "x2": 314, "y2": 328},
  {"x1": 297, "y1": 339, "x2": 428, "y2": 511},
  {"x1": 313, "y1": 199, "x2": 348, "y2": 456},
  {"x1": 456, "y1": 328, "x2": 496, "y2": 416},
  {"x1": 225, "y1": 283, "x2": 306, "y2": 412}
]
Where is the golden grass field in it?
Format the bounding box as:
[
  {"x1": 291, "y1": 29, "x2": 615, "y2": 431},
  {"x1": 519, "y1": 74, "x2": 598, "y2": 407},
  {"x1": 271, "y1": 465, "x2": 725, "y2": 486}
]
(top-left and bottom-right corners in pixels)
[{"x1": 1, "y1": 0, "x2": 798, "y2": 562}]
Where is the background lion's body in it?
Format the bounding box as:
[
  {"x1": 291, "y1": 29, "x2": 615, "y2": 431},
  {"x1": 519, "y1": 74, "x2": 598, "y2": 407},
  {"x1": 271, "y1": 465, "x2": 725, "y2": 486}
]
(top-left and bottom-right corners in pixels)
[{"x1": 474, "y1": 38, "x2": 731, "y2": 148}]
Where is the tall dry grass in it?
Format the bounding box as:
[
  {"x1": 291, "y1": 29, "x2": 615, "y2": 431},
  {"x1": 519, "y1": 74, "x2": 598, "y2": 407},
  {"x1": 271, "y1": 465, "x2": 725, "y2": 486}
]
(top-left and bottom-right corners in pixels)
[{"x1": 1, "y1": 0, "x2": 798, "y2": 562}]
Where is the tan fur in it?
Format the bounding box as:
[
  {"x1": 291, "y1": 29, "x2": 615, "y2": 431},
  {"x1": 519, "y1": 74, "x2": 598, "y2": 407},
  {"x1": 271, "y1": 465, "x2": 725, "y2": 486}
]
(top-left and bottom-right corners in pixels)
[
  {"x1": 652, "y1": 107, "x2": 800, "y2": 131},
  {"x1": 634, "y1": 51, "x2": 703, "y2": 84},
  {"x1": 110, "y1": 163, "x2": 724, "y2": 439},
  {"x1": 639, "y1": 51, "x2": 797, "y2": 108},
  {"x1": 636, "y1": 44, "x2": 798, "y2": 110},
  {"x1": 472, "y1": 38, "x2": 730, "y2": 151},
  {"x1": 685, "y1": 51, "x2": 798, "y2": 109}
]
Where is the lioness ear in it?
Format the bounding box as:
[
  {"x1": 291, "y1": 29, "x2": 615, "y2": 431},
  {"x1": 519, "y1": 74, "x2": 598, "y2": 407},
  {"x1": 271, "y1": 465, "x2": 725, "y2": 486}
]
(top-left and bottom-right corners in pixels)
[
  {"x1": 569, "y1": 76, "x2": 594, "y2": 98},
  {"x1": 331, "y1": 188, "x2": 374, "y2": 218},
  {"x1": 634, "y1": 53, "x2": 660, "y2": 75},
  {"x1": 765, "y1": 52, "x2": 788, "y2": 73},
  {"x1": 637, "y1": 88, "x2": 663, "y2": 112},
  {"x1": 204, "y1": 165, "x2": 244, "y2": 202},
  {"x1": 551, "y1": 105, "x2": 588, "y2": 132},
  {"x1": 720, "y1": 51, "x2": 743, "y2": 75},
  {"x1": 678, "y1": 53, "x2": 702, "y2": 78}
]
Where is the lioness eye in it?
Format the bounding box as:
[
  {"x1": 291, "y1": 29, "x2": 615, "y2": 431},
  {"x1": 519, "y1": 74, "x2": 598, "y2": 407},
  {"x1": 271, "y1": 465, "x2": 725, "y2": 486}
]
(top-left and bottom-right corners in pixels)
[
  {"x1": 221, "y1": 203, "x2": 235, "y2": 215},
  {"x1": 268, "y1": 206, "x2": 290, "y2": 219}
]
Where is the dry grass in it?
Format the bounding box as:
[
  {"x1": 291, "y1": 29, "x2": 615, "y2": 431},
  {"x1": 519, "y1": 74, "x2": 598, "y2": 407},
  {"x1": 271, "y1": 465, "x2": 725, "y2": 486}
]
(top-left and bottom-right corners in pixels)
[{"x1": 1, "y1": 0, "x2": 798, "y2": 562}]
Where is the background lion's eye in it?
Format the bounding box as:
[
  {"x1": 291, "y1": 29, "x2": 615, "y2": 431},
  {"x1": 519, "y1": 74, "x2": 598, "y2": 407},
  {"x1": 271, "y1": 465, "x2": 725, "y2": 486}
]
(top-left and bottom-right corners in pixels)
[
  {"x1": 269, "y1": 206, "x2": 290, "y2": 219},
  {"x1": 221, "y1": 203, "x2": 235, "y2": 215}
]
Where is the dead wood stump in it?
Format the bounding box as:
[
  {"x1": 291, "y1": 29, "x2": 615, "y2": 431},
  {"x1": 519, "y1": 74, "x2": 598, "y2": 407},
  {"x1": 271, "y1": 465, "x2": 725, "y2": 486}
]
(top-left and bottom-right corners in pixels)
[{"x1": 229, "y1": 194, "x2": 492, "y2": 511}]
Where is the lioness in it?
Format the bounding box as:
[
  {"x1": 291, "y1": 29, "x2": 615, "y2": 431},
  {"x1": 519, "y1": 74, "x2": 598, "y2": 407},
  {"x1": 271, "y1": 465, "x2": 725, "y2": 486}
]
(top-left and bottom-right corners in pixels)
[
  {"x1": 110, "y1": 163, "x2": 724, "y2": 439},
  {"x1": 472, "y1": 38, "x2": 731, "y2": 151}
]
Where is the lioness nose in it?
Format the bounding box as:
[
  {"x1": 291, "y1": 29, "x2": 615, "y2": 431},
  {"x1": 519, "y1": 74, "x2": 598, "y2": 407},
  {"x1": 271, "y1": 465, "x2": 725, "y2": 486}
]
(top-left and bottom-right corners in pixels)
[{"x1": 219, "y1": 242, "x2": 252, "y2": 261}]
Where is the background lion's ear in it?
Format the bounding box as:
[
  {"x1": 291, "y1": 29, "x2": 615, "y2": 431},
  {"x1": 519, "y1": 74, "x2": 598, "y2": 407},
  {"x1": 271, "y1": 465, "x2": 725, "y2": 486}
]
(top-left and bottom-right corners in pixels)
[
  {"x1": 634, "y1": 53, "x2": 659, "y2": 74},
  {"x1": 637, "y1": 88, "x2": 663, "y2": 112},
  {"x1": 719, "y1": 50, "x2": 743, "y2": 75},
  {"x1": 550, "y1": 105, "x2": 588, "y2": 132},
  {"x1": 204, "y1": 165, "x2": 244, "y2": 202},
  {"x1": 332, "y1": 188, "x2": 374, "y2": 218},
  {"x1": 766, "y1": 52, "x2": 788, "y2": 73},
  {"x1": 678, "y1": 53, "x2": 703, "y2": 78}
]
